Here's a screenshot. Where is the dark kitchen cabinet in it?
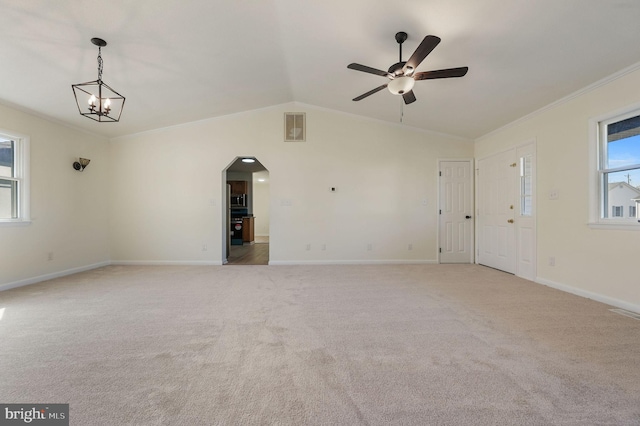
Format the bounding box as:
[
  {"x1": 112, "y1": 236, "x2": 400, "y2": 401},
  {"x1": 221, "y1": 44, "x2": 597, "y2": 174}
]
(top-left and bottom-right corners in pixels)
[
  {"x1": 242, "y1": 217, "x2": 254, "y2": 243},
  {"x1": 228, "y1": 180, "x2": 248, "y2": 194}
]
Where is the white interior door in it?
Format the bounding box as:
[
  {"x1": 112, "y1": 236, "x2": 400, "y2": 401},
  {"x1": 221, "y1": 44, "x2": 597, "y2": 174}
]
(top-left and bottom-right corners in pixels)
[
  {"x1": 439, "y1": 160, "x2": 473, "y2": 263},
  {"x1": 477, "y1": 150, "x2": 517, "y2": 273}
]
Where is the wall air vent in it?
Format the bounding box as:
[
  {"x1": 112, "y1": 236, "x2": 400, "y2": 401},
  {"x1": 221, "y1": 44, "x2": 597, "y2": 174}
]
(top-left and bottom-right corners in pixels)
[{"x1": 284, "y1": 112, "x2": 305, "y2": 142}]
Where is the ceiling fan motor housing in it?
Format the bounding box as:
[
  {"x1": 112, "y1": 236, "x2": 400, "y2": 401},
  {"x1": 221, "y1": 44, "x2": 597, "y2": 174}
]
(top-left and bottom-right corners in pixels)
[{"x1": 388, "y1": 62, "x2": 407, "y2": 77}]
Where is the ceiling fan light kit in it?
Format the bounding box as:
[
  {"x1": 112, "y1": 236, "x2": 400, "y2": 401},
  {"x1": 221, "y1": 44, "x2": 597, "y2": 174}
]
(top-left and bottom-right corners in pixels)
[
  {"x1": 72, "y1": 38, "x2": 126, "y2": 123},
  {"x1": 388, "y1": 76, "x2": 415, "y2": 95},
  {"x1": 347, "y1": 31, "x2": 468, "y2": 105}
]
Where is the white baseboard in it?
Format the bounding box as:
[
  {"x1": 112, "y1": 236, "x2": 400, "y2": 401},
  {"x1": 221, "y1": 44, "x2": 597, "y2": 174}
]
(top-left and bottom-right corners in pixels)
[
  {"x1": 8, "y1": 261, "x2": 635, "y2": 316},
  {"x1": 111, "y1": 260, "x2": 223, "y2": 266},
  {"x1": 0, "y1": 261, "x2": 111, "y2": 292},
  {"x1": 268, "y1": 259, "x2": 438, "y2": 266},
  {"x1": 536, "y1": 277, "x2": 640, "y2": 314}
]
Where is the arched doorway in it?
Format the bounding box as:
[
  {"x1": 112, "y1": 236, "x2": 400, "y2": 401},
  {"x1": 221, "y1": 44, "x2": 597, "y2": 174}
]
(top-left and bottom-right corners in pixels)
[{"x1": 222, "y1": 156, "x2": 269, "y2": 265}]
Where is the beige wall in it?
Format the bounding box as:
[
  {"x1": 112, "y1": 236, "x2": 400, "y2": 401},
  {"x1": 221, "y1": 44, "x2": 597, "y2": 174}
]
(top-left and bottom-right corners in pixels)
[
  {"x1": 109, "y1": 103, "x2": 474, "y2": 264},
  {"x1": 475, "y1": 66, "x2": 640, "y2": 311},
  {"x1": 1, "y1": 70, "x2": 638, "y2": 312},
  {"x1": 0, "y1": 104, "x2": 111, "y2": 289}
]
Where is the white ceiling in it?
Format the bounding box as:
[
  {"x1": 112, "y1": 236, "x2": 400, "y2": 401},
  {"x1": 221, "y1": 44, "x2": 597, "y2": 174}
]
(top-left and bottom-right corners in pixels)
[{"x1": 1, "y1": 0, "x2": 640, "y2": 140}]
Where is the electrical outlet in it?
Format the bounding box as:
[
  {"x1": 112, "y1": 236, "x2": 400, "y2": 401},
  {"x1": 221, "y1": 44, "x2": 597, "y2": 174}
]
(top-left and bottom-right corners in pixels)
[
  {"x1": 549, "y1": 256, "x2": 555, "y2": 266},
  {"x1": 367, "y1": 243, "x2": 373, "y2": 251},
  {"x1": 321, "y1": 244, "x2": 326, "y2": 251},
  {"x1": 549, "y1": 190, "x2": 559, "y2": 200},
  {"x1": 408, "y1": 244, "x2": 413, "y2": 251},
  {"x1": 202, "y1": 244, "x2": 208, "y2": 251},
  {"x1": 306, "y1": 244, "x2": 311, "y2": 251},
  {"x1": 47, "y1": 252, "x2": 53, "y2": 261}
]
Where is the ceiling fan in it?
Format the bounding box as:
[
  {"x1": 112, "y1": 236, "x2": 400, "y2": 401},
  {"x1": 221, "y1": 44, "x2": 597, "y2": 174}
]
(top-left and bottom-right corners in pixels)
[{"x1": 347, "y1": 32, "x2": 468, "y2": 104}]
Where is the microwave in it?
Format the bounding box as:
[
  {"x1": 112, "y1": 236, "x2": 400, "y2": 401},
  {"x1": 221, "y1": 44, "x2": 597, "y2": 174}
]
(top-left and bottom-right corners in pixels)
[{"x1": 230, "y1": 194, "x2": 246, "y2": 207}]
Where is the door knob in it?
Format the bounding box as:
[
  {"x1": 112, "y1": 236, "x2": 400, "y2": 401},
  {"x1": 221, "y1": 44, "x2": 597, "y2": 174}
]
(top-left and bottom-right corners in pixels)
[
  {"x1": 465, "y1": 215, "x2": 472, "y2": 219},
  {"x1": 507, "y1": 219, "x2": 514, "y2": 223}
]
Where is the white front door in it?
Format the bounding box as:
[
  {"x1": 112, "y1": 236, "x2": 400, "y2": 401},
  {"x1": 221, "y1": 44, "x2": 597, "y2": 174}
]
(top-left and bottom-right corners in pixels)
[
  {"x1": 439, "y1": 160, "x2": 474, "y2": 263},
  {"x1": 477, "y1": 150, "x2": 517, "y2": 273}
]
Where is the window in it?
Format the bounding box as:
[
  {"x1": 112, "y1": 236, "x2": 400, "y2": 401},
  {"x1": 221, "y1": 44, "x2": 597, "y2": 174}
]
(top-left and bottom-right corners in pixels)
[
  {"x1": 596, "y1": 109, "x2": 640, "y2": 224},
  {"x1": 0, "y1": 131, "x2": 29, "y2": 224},
  {"x1": 520, "y1": 155, "x2": 533, "y2": 216},
  {"x1": 612, "y1": 206, "x2": 623, "y2": 217}
]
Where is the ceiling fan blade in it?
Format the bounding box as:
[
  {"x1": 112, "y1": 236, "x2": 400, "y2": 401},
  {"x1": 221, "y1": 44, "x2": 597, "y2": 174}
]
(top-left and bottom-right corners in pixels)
[
  {"x1": 353, "y1": 84, "x2": 388, "y2": 101},
  {"x1": 414, "y1": 67, "x2": 469, "y2": 80},
  {"x1": 348, "y1": 63, "x2": 390, "y2": 77},
  {"x1": 403, "y1": 35, "x2": 441, "y2": 74},
  {"x1": 402, "y1": 90, "x2": 416, "y2": 105}
]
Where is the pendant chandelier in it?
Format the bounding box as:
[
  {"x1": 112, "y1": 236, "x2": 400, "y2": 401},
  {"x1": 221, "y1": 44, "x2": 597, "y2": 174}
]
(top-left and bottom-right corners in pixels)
[{"x1": 72, "y1": 38, "x2": 125, "y2": 122}]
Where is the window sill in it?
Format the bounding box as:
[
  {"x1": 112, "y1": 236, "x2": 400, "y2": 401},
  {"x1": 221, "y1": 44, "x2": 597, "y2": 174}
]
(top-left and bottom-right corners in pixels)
[
  {"x1": 588, "y1": 222, "x2": 640, "y2": 231},
  {"x1": 0, "y1": 219, "x2": 32, "y2": 227}
]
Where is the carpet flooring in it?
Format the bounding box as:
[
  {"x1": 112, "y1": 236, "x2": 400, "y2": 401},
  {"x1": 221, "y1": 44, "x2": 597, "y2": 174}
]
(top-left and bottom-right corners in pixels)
[{"x1": 0, "y1": 264, "x2": 639, "y2": 425}]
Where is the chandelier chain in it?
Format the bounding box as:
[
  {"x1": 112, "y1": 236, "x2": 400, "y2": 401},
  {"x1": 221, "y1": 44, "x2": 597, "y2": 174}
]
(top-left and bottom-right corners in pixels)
[{"x1": 97, "y1": 47, "x2": 103, "y2": 81}]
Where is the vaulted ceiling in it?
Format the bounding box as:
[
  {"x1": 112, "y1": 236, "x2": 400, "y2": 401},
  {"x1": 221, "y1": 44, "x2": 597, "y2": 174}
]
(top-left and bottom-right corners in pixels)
[{"x1": 1, "y1": 0, "x2": 640, "y2": 140}]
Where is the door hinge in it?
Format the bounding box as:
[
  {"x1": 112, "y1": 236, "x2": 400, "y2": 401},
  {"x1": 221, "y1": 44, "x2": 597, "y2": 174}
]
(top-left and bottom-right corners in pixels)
[
  {"x1": 439, "y1": 171, "x2": 442, "y2": 177},
  {"x1": 439, "y1": 248, "x2": 442, "y2": 253},
  {"x1": 439, "y1": 209, "x2": 442, "y2": 215}
]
